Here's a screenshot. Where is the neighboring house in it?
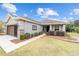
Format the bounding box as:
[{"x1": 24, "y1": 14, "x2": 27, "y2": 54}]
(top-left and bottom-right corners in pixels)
[{"x1": 6, "y1": 14, "x2": 66, "y2": 38}]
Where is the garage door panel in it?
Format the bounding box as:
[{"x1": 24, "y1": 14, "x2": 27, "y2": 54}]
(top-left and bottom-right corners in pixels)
[{"x1": 7, "y1": 25, "x2": 17, "y2": 37}]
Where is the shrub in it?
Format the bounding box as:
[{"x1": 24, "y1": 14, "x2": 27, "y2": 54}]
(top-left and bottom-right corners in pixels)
[
  {"x1": 49, "y1": 31, "x2": 54, "y2": 35},
  {"x1": 26, "y1": 33, "x2": 30, "y2": 39},
  {"x1": 39, "y1": 32, "x2": 41, "y2": 35},
  {"x1": 39, "y1": 32, "x2": 43, "y2": 35},
  {"x1": 34, "y1": 32, "x2": 38, "y2": 36},
  {"x1": 20, "y1": 34, "x2": 26, "y2": 40},
  {"x1": 33, "y1": 33, "x2": 36, "y2": 37},
  {"x1": 66, "y1": 24, "x2": 75, "y2": 32},
  {"x1": 0, "y1": 28, "x2": 4, "y2": 33},
  {"x1": 74, "y1": 20, "x2": 79, "y2": 26},
  {"x1": 56, "y1": 31, "x2": 65, "y2": 36},
  {"x1": 30, "y1": 34, "x2": 33, "y2": 38},
  {"x1": 75, "y1": 27, "x2": 79, "y2": 33}
]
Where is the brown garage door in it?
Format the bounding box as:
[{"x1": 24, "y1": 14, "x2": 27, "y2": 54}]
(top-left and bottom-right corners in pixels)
[{"x1": 7, "y1": 25, "x2": 17, "y2": 37}]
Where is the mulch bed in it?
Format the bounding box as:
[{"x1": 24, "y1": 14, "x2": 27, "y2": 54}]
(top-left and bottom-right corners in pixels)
[{"x1": 10, "y1": 36, "x2": 38, "y2": 44}]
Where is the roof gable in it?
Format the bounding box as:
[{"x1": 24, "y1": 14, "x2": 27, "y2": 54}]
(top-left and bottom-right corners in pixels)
[{"x1": 6, "y1": 14, "x2": 18, "y2": 25}]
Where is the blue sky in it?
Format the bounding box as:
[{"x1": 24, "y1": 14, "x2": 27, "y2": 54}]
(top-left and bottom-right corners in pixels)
[{"x1": 0, "y1": 3, "x2": 79, "y2": 22}]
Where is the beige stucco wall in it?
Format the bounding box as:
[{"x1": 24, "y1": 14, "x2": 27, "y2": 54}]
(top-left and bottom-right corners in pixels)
[
  {"x1": 18, "y1": 20, "x2": 43, "y2": 36},
  {"x1": 24, "y1": 22, "x2": 43, "y2": 34}
]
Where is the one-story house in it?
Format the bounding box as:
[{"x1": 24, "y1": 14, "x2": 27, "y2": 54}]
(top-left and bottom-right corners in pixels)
[{"x1": 6, "y1": 14, "x2": 66, "y2": 38}]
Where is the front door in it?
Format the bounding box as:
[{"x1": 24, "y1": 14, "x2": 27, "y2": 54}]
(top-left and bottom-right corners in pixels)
[
  {"x1": 43, "y1": 26, "x2": 49, "y2": 32},
  {"x1": 46, "y1": 26, "x2": 49, "y2": 32},
  {"x1": 7, "y1": 25, "x2": 17, "y2": 37}
]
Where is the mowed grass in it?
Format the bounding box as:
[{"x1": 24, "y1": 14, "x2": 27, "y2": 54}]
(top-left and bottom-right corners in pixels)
[
  {"x1": 67, "y1": 32, "x2": 79, "y2": 37},
  {"x1": 1, "y1": 34, "x2": 79, "y2": 55},
  {"x1": 0, "y1": 47, "x2": 6, "y2": 56}
]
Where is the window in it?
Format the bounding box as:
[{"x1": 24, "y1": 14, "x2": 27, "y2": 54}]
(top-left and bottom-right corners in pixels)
[
  {"x1": 55, "y1": 26, "x2": 59, "y2": 31},
  {"x1": 32, "y1": 25, "x2": 37, "y2": 30}
]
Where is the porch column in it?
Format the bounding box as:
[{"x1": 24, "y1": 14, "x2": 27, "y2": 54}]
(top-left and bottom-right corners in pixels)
[
  {"x1": 59, "y1": 25, "x2": 62, "y2": 31},
  {"x1": 62, "y1": 25, "x2": 65, "y2": 32},
  {"x1": 44, "y1": 27, "x2": 46, "y2": 32},
  {"x1": 52, "y1": 26, "x2": 55, "y2": 31},
  {"x1": 49, "y1": 25, "x2": 52, "y2": 31}
]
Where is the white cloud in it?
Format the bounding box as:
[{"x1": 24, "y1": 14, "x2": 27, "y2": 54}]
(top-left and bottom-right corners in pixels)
[
  {"x1": 12, "y1": 13, "x2": 17, "y2": 16},
  {"x1": 2, "y1": 3, "x2": 17, "y2": 13},
  {"x1": 70, "y1": 9, "x2": 79, "y2": 15},
  {"x1": 63, "y1": 17, "x2": 67, "y2": 20},
  {"x1": 45, "y1": 8, "x2": 59, "y2": 16},
  {"x1": 63, "y1": 16, "x2": 73, "y2": 20},
  {"x1": 62, "y1": 17, "x2": 69, "y2": 22},
  {"x1": 73, "y1": 9, "x2": 79, "y2": 15},
  {"x1": 37, "y1": 8, "x2": 59, "y2": 18},
  {"x1": 70, "y1": 12, "x2": 73, "y2": 15},
  {"x1": 37, "y1": 8, "x2": 44, "y2": 15},
  {"x1": 23, "y1": 14, "x2": 28, "y2": 17},
  {"x1": 69, "y1": 17, "x2": 73, "y2": 20},
  {"x1": 62, "y1": 16, "x2": 74, "y2": 23}
]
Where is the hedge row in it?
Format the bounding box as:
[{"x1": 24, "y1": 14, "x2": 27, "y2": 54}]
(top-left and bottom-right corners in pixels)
[{"x1": 20, "y1": 32, "x2": 43, "y2": 40}]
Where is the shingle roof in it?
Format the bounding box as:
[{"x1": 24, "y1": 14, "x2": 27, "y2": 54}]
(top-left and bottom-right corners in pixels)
[
  {"x1": 6, "y1": 14, "x2": 66, "y2": 25},
  {"x1": 40, "y1": 19, "x2": 66, "y2": 25}
]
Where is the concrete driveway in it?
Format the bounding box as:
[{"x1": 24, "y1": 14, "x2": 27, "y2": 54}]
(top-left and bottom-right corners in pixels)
[
  {"x1": 0, "y1": 35, "x2": 18, "y2": 53},
  {"x1": 0, "y1": 35, "x2": 18, "y2": 40},
  {"x1": 0, "y1": 34, "x2": 45, "y2": 53}
]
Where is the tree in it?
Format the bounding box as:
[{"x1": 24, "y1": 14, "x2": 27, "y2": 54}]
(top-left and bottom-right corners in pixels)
[
  {"x1": 66, "y1": 21, "x2": 75, "y2": 32},
  {"x1": 74, "y1": 20, "x2": 79, "y2": 26},
  {"x1": 74, "y1": 20, "x2": 79, "y2": 33},
  {"x1": 0, "y1": 21, "x2": 5, "y2": 33},
  {"x1": 75, "y1": 26, "x2": 79, "y2": 33}
]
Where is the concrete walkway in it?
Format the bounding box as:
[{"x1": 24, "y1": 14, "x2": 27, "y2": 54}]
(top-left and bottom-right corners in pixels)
[
  {"x1": 0, "y1": 34, "x2": 45, "y2": 53},
  {"x1": 72, "y1": 36, "x2": 79, "y2": 42}
]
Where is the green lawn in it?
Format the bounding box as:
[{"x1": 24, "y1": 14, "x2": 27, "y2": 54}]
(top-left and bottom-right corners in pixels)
[
  {"x1": 1, "y1": 34, "x2": 79, "y2": 55},
  {"x1": 67, "y1": 32, "x2": 79, "y2": 37}
]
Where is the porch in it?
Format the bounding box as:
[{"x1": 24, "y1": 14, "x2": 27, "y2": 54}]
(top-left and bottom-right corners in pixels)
[{"x1": 43, "y1": 25, "x2": 66, "y2": 36}]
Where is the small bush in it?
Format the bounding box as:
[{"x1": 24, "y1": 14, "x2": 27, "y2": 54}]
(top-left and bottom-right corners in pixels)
[
  {"x1": 39, "y1": 32, "x2": 42, "y2": 35},
  {"x1": 20, "y1": 34, "x2": 26, "y2": 40},
  {"x1": 56, "y1": 31, "x2": 65, "y2": 36},
  {"x1": 75, "y1": 27, "x2": 79, "y2": 33},
  {"x1": 30, "y1": 34, "x2": 33, "y2": 38},
  {"x1": 0, "y1": 28, "x2": 4, "y2": 33},
  {"x1": 33, "y1": 33, "x2": 36, "y2": 37},
  {"x1": 34, "y1": 32, "x2": 38, "y2": 36},
  {"x1": 26, "y1": 33, "x2": 30, "y2": 39},
  {"x1": 39, "y1": 32, "x2": 41, "y2": 35},
  {"x1": 49, "y1": 31, "x2": 54, "y2": 35}
]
